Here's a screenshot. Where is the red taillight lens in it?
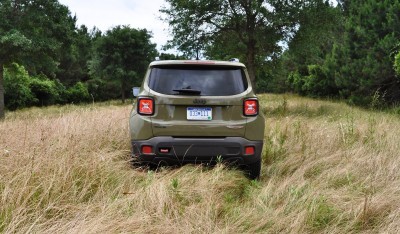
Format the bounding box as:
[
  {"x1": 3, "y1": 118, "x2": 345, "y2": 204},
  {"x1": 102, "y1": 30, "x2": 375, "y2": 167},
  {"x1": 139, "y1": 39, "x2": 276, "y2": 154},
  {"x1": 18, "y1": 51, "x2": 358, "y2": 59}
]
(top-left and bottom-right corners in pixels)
[
  {"x1": 141, "y1": 145, "x2": 153, "y2": 154},
  {"x1": 245, "y1": 146, "x2": 255, "y2": 155},
  {"x1": 244, "y1": 99, "x2": 258, "y2": 116},
  {"x1": 138, "y1": 97, "x2": 154, "y2": 115}
]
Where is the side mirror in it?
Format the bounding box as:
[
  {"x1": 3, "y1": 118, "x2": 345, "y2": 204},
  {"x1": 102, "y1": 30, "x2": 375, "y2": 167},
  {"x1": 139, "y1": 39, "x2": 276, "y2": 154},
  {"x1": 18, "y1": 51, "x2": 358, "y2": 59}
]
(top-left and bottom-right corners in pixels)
[{"x1": 132, "y1": 87, "x2": 140, "y2": 97}]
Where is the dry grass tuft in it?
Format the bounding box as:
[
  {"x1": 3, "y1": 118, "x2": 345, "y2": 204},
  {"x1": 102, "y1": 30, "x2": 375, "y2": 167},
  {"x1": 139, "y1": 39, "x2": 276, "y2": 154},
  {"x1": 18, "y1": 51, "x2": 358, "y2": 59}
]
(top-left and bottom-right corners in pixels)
[{"x1": 1, "y1": 94, "x2": 400, "y2": 233}]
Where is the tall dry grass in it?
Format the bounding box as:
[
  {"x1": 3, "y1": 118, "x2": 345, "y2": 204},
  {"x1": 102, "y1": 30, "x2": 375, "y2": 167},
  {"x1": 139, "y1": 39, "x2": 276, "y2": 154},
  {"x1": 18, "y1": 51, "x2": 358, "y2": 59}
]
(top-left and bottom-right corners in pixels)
[{"x1": 0, "y1": 94, "x2": 399, "y2": 233}]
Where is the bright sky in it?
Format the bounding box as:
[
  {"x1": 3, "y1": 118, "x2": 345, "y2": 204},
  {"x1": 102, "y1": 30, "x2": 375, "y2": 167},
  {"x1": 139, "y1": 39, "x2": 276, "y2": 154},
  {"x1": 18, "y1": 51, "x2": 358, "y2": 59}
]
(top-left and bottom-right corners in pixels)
[{"x1": 58, "y1": 0, "x2": 170, "y2": 51}]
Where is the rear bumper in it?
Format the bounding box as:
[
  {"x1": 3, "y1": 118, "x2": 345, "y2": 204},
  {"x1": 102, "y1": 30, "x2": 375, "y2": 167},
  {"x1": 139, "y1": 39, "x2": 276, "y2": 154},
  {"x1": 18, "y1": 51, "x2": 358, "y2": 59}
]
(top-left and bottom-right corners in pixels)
[{"x1": 131, "y1": 137, "x2": 263, "y2": 166}]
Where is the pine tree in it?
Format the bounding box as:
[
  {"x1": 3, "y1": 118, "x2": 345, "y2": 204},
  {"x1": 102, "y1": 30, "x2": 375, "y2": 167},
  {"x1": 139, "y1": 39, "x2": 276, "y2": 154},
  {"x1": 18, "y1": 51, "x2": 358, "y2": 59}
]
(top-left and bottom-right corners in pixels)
[{"x1": 332, "y1": 0, "x2": 400, "y2": 105}]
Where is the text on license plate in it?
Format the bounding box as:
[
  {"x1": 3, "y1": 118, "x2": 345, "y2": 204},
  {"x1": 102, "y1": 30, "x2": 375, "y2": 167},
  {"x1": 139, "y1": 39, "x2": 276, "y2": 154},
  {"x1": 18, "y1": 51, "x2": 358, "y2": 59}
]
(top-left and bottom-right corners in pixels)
[{"x1": 187, "y1": 107, "x2": 212, "y2": 120}]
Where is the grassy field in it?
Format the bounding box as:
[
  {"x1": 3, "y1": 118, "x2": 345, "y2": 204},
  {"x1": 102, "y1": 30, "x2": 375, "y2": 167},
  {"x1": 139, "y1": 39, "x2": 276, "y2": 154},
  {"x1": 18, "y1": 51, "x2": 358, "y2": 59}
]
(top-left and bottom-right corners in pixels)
[{"x1": 0, "y1": 94, "x2": 399, "y2": 233}]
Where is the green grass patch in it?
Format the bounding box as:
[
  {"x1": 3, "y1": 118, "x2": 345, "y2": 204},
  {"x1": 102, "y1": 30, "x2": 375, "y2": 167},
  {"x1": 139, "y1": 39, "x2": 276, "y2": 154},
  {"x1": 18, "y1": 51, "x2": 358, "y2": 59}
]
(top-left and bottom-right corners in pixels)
[{"x1": 307, "y1": 196, "x2": 339, "y2": 231}]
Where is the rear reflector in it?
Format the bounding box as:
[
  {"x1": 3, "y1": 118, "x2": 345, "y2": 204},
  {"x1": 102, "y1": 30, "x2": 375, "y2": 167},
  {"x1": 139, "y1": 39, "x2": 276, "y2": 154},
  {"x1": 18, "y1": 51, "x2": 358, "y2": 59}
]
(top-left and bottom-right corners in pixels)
[
  {"x1": 159, "y1": 148, "x2": 170, "y2": 154},
  {"x1": 244, "y1": 98, "x2": 258, "y2": 116},
  {"x1": 141, "y1": 145, "x2": 153, "y2": 154},
  {"x1": 138, "y1": 97, "x2": 154, "y2": 115},
  {"x1": 245, "y1": 146, "x2": 255, "y2": 155}
]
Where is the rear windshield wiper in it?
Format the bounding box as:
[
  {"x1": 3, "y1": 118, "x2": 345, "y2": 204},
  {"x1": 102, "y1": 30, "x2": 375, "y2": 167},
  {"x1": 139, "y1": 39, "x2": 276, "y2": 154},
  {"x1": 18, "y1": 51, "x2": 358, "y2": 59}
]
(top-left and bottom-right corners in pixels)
[{"x1": 172, "y1": 89, "x2": 201, "y2": 95}]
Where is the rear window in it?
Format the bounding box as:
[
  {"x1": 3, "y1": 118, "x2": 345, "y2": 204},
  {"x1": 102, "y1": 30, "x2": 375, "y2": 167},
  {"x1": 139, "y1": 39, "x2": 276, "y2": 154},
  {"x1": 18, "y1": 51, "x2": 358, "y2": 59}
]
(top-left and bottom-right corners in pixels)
[{"x1": 148, "y1": 66, "x2": 248, "y2": 96}]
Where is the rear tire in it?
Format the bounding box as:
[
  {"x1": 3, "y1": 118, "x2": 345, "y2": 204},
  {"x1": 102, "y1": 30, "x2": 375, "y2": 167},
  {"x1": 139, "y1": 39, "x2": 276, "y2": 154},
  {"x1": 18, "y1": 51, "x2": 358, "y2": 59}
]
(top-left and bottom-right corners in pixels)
[{"x1": 244, "y1": 160, "x2": 261, "y2": 180}]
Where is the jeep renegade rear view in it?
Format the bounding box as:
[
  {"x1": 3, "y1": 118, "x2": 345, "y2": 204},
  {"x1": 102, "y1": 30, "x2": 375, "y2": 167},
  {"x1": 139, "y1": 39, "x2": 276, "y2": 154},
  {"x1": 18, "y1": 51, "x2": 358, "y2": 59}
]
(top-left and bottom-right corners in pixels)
[{"x1": 129, "y1": 60, "x2": 265, "y2": 179}]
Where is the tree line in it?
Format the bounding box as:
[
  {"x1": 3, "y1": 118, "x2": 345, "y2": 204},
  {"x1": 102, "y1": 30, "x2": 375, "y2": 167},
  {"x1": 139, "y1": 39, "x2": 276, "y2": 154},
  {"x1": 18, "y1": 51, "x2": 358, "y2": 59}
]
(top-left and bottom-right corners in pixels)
[
  {"x1": 2, "y1": 0, "x2": 400, "y2": 119},
  {"x1": 0, "y1": 0, "x2": 180, "y2": 119},
  {"x1": 162, "y1": 0, "x2": 400, "y2": 107}
]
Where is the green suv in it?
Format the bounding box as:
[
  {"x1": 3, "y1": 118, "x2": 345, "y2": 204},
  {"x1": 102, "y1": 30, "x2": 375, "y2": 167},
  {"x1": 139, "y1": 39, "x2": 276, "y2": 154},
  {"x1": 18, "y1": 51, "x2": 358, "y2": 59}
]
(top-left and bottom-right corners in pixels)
[{"x1": 129, "y1": 59, "x2": 265, "y2": 179}]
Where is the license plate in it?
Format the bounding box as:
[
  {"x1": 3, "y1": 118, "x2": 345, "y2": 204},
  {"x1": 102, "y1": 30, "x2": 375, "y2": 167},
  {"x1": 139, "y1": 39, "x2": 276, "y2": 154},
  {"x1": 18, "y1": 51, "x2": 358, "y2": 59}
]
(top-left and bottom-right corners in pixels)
[{"x1": 187, "y1": 107, "x2": 212, "y2": 121}]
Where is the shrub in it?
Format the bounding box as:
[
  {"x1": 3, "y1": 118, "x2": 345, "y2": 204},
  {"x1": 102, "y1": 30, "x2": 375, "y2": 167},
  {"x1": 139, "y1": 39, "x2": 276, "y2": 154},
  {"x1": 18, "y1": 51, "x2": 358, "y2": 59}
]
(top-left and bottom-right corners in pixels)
[
  {"x1": 87, "y1": 79, "x2": 120, "y2": 102},
  {"x1": 67, "y1": 82, "x2": 91, "y2": 104},
  {"x1": 303, "y1": 65, "x2": 337, "y2": 97},
  {"x1": 52, "y1": 79, "x2": 68, "y2": 104},
  {"x1": 287, "y1": 71, "x2": 305, "y2": 94},
  {"x1": 29, "y1": 75, "x2": 61, "y2": 106},
  {"x1": 4, "y1": 63, "x2": 36, "y2": 110}
]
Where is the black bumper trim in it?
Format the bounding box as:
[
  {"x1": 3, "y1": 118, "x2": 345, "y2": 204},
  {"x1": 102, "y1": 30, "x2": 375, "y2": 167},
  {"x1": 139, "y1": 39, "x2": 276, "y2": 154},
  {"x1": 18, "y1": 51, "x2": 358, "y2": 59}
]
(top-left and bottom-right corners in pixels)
[{"x1": 131, "y1": 137, "x2": 263, "y2": 166}]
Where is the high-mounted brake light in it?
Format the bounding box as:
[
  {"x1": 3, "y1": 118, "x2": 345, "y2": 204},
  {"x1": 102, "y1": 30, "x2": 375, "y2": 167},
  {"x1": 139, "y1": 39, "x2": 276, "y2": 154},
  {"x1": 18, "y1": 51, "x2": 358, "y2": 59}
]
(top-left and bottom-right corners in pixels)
[
  {"x1": 243, "y1": 98, "x2": 258, "y2": 116},
  {"x1": 137, "y1": 97, "x2": 154, "y2": 115},
  {"x1": 183, "y1": 60, "x2": 215, "y2": 65}
]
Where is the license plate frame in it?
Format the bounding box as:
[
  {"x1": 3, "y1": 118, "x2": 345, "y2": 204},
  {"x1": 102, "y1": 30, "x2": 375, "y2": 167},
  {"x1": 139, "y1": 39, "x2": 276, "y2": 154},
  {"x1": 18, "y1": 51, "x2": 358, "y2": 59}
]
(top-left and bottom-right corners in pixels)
[{"x1": 187, "y1": 107, "x2": 212, "y2": 121}]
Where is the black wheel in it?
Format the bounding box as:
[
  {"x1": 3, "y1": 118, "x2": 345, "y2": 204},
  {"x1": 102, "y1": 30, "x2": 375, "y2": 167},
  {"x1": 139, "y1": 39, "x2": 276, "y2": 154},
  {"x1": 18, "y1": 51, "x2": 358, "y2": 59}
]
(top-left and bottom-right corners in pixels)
[{"x1": 244, "y1": 160, "x2": 261, "y2": 180}]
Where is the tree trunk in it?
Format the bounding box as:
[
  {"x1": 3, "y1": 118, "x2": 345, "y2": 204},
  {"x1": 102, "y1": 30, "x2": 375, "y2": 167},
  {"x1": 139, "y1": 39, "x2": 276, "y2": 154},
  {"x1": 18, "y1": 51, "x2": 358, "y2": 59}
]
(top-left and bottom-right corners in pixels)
[
  {"x1": 0, "y1": 63, "x2": 5, "y2": 120},
  {"x1": 246, "y1": 42, "x2": 257, "y2": 91},
  {"x1": 245, "y1": 10, "x2": 257, "y2": 92}
]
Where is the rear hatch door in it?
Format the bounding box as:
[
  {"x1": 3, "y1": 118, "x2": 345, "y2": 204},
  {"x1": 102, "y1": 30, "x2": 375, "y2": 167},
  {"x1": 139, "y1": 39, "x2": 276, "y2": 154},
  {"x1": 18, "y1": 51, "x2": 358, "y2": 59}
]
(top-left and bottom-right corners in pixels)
[{"x1": 148, "y1": 64, "x2": 249, "y2": 137}]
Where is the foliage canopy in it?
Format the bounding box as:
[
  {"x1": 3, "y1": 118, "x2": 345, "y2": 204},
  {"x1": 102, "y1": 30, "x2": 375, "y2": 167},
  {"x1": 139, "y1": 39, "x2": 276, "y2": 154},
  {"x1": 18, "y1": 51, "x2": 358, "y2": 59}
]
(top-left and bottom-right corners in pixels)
[
  {"x1": 90, "y1": 26, "x2": 157, "y2": 103},
  {"x1": 161, "y1": 0, "x2": 322, "y2": 85}
]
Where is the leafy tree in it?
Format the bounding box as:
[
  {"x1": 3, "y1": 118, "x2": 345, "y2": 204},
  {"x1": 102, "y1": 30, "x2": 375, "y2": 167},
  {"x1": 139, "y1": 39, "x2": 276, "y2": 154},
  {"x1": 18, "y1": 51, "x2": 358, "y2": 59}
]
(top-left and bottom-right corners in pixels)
[
  {"x1": 158, "y1": 52, "x2": 187, "y2": 60},
  {"x1": 0, "y1": 0, "x2": 77, "y2": 118},
  {"x1": 161, "y1": 0, "x2": 326, "y2": 86},
  {"x1": 285, "y1": 1, "x2": 342, "y2": 73},
  {"x1": 91, "y1": 26, "x2": 157, "y2": 102},
  {"x1": 277, "y1": 1, "x2": 341, "y2": 97},
  {"x1": 57, "y1": 25, "x2": 100, "y2": 85}
]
